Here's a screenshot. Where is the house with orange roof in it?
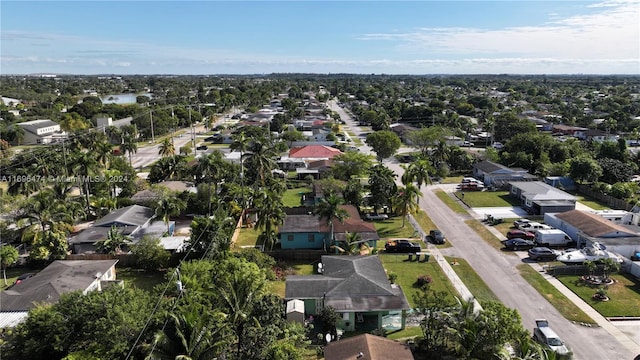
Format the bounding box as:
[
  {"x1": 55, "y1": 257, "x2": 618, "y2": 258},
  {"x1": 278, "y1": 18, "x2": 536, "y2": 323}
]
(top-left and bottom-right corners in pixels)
[{"x1": 289, "y1": 145, "x2": 342, "y2": 160}]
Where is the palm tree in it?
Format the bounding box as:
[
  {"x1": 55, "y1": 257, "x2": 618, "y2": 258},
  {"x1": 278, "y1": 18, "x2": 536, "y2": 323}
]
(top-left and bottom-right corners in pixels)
[
  {"x1": 601, "y1": 257, "x2": 621, "y2": 282},
  {"x1": 69, "y1": 150, "x2": 100, "y2": 216},
  {"x1": 253, "y1": 189, "x2": 285, "y2": 251},
  {"x1": 12, "y1": 124, "x2": 24, "y2": 146},
  {"x1": 158, "y1": 138, "x2": 175, "y2": 157},
  {"x1": 314, "y1": 194, "x2": 348, "y2": 251},
  {"x1": 393, "y1": 184, "x2": 421, "y2": 227},
  {"x1": 230, "y1": 131, "x2": 251, "y2": 220},
  {"x1": 121, "y1": 130, "x2": 138, "y2": 167},
  {"x1": 332, "y1": 231, "x2": 369, "y2": 255},
  {"x1": 243, "y1": 138, "x2": 277, "y2": 186},
  {"x1": 94, "y1": 225, "x2": 128, "y2": 255},
  {"x1": 155, "y1": 195, "x2": 187, "y2": 234},
  {"x1": 401, "y1": 159, "x2": 433, "y2": 190}
]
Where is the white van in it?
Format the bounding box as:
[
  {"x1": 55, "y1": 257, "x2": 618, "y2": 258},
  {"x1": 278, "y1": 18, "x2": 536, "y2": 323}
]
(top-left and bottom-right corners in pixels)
[
  {"x1": 533, "y1": 319, "x2": 571, "y2": 356},
  {"x1": 535, "y1": 229, "x2": 573, "y2": 248}
]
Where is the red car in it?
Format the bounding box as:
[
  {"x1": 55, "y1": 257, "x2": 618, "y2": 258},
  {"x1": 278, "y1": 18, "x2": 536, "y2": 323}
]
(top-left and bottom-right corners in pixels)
[{"x1": 507, "y1": 229, "x2": 535, "y2": 240}]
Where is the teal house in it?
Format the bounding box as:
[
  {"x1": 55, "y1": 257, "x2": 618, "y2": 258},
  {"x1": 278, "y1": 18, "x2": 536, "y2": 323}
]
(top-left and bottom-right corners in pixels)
[
  {"x1": 278, "y1": 205, "x2": 379, "y2": 250},
  {"x1": 285, "y1": 255, "x2": 411, "y2": 333}
]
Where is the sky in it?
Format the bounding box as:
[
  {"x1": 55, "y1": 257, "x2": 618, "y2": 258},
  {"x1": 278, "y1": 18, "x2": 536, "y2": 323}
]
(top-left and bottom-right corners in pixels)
[{"x1": 1, "y1": 0, "x2": 639, "y2": 75}]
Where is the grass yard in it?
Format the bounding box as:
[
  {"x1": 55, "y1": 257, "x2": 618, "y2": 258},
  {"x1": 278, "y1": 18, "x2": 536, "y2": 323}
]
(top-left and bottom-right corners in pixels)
[
  {"x1": 445, "y1": 256, "x2": 499, "y2": 303},
  {"x1": 464, "y1": 219, "x2": 510, "y2": 252},
  {"x1": 573, "y1": 194, "x2": 610, "y2": 210},
  {"x1": 435, "y1": 190, "x2": 467, "y2": 214},
  {"x1": 372, "y1": 216, "x2": 418, "y2": 240},
  {"x1": 413, "y1": 210, "x2": 452, "y2": 249},
  {"x1": 117, "y1": 268, "x2": 167, "y2": 293},
  {"x1": 347, "y1": 132, "x2": 363, "y2": 145},
  {"x1": 517, "y1": 264, "x2": 595, "y2": 324},
  {"x1": 387, "y1": 326, "x2": 423, "y2": 340},
  {"x1": 556, "y1": 273, "x2": 640, "y2": 317},
  {"x1": 455, "y1": 191, "x2": 520, "y2": 207},
  {"x1": 442, "y1": 175, "x2": 464, "y2": 184},
  {"x1": 379, "y1": 254, "x2": 458, "y2": 308},
  {"x1": 283, "y1": 187, "x2": 310, "y2": 207},
  {"x1": 0, "y1": 267, "x2": 40, "y2": 291},
  {"x1": 267, "y1": 262, "x2": 316, "y2": 298},
  {"x1": 233, "y1": 227, "x2": 261, "y2": 248}
]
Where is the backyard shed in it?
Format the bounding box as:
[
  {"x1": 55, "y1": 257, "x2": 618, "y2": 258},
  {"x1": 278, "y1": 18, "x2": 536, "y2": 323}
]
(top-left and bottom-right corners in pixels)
[{"x1": 286, "y1": 299, "x2": 305, "y2": 323}]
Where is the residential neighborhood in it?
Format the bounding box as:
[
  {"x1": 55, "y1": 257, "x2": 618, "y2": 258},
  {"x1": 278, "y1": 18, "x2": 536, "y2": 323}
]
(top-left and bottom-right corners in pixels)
[{"x1": 1, "y1": 74, "x2": 640, "y2": 360}]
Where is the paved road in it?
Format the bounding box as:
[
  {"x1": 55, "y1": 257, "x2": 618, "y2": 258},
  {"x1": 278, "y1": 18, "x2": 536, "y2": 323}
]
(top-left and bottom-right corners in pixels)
[
  {"x1": 130, "y1": 124, "x2": 207, "y2": 169},
  {"x1": 330, "y1": 100, "x2": 634, "y2": 359}
]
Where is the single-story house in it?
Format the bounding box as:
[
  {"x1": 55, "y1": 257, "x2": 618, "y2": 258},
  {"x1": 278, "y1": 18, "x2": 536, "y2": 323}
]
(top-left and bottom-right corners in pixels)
[
  {"x1": 389, "y1": 123, "x2": 418, "y2": 144},
  {"x1": 544, "y1": 176, "x2": 576, "y2": 191},
  {"x1": 278, "y1": 205, "x2": 379, "y2": 250},
  {"x1": 509, "y1": 181, "x2": 576, "y2": 215},
  {"x1": 581, "y1": 129, "x2": 619, "y2": 142},
  {"x1": 324, "y1": 333, "x2": 414, "y2": 360},
  {"x1": 472, "y1": 161, "x2": 536, "y2": 187},
  {"x1": 289, "y1": 145, "x2": 343, "y2": 161},
  {"x1": 0, "y1": 260, "x2": 120, "y2": 327},
  {"x1": 285, "y1": 255, "x2": 411, "y2": 333},
  {"x1": 69, "y1": 205, "x2": 164, "y2": 254},
  {"x1": 544, "y1": 210, "x2": 640, "y2": 257},
  {"x1": 96, "y1": 116, "x2": 133, "y2": 132},
  {"x1": 16, "y1": 119, "x2": 67, "y2": 145},
  {"x1": 552, "y1": 124, "x2": 588, "y2": 137}
]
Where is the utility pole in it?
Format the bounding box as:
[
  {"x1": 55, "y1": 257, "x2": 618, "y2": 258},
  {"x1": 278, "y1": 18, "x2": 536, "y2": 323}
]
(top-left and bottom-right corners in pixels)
[
  {"x1": 150, "y1": 110, "x2": 155, "y2": 143},
  {"x1": 190, "y1": 106, "x2": 196, "y2": 156},
  {"x1": 171, "y1": 106, "x2": 175, "y2": 146}
]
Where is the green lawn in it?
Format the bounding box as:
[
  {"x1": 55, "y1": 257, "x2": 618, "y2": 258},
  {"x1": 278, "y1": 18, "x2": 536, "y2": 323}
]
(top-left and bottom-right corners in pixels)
[
  {"x1": 445, "y1": 256, "x2": 499, "y2": 303},
  {"x1": 387, "y1": 326, "x2": 423, "y2": 340},
  {"x1": 435, "y1": 190, "x2": 467, "y2": 214},
  {"x1": 234, "y1": 227, "x2": 261, "y2": 248},
  {"x1": 372, "y1": 216, "x2": 417, "y2": 240},
  {"x1": 283, "y1": 187, "x2": 310, "y2": 207},
  {"x1": 556, "y1": 273, "x2": 640, "y2": 317},
  {"x1": 347, "y1": 132, "x2": 363, "y2": 145},
  {"x1": 517, "y1": 264, "x2": 595, "y2": 324},
  {"x1": 117, "y1": 267, "x2": 166, "y2": 293},
  {"x1": 380, "y1": 254, "x2": 458, "y2": 308},
  {"x1": 574, "y1": 195, "x2": 610, "y2": 210},
  {"x1": 267, "y1": 262, "x2": 316, "y2": 297},
  {"x1": 0, "y1": 267, "x2": 39, "y2": 291},
  {"x1": 464, "y1": 219, "x2": 513, "y2": 252},
  {"x1": 455, "y1": 191, "x2": 520, "y2": 207},
  {"x1": 442, "y1": 175, "x2": 464, "y2": 184},
  {"x1": 413, "y1": 210, "x2": 452, "y2": 249}
]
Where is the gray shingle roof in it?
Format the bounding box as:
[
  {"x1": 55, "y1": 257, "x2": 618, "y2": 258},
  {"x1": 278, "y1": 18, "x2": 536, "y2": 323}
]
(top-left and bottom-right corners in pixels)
[
  {"x1": 0, "y1": 260, "x2": 118, "y2": 311},
  {"x1": 474, "y1": 160, "x2": 512, "y2": 173},
  {"x1": 285, "y1": 256, "x2": 410, "y2": 312},
  {"x1": 94, "y1": 205, "x2": 154, "y2": 227}
]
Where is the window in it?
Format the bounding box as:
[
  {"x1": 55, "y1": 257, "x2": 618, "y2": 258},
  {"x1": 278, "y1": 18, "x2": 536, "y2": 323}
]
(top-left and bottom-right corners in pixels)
[
  {"x1": 308, "y1": 234, "x2": 315, "y2": 242},
  {"x1": 287, "y1": 235, "x2": 294, "y2": 241}
]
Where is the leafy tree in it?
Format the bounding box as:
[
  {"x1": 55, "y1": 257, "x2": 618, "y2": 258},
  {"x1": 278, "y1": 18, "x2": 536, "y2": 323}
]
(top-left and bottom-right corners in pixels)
[
  {"x1": 406, "y1": 126, "x2": 450, "y2": 156},
  {"x1": 368, "y1": 164, "x2": 397, "y2": 214},
  {"x1": 365, "y1": 130, "x2": 401, "y2": 162},
  {"x1": 412, "y1": 284, "x2": 455, "y2": 355},
  {"x1": 318, "y1": 306, "x2": 341, "y2": 338},
  {"x1": 569, "y1": 155, "x2": 603, "y2": 184},
  {"x1": 0, "y1": 245, "x2": 19, "y2": 285},
  {"x1": 597, "y1": 157, "x2": 637, "y2": 184},
  {"x1": 494, "y1": 113, "x2": 537, "y2": 142},
  {"x1": 329, "y1": 151, "x2": 374, "y2": 181},
  {"x1": 187, "y1": 209, "x2": 235, "y2": 256},
  {"x1": 131, "y1": 236, "x2": 170, "y2": 271}
]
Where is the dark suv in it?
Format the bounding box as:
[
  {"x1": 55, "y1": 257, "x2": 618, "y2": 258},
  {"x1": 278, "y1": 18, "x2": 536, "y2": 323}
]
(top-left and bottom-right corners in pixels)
[
  {"x1": 428, "y1": 229, "x2": 446, "y2": 244},
  {"x1": 385, "y1": 240, "x2": 421, "y2": 253}
]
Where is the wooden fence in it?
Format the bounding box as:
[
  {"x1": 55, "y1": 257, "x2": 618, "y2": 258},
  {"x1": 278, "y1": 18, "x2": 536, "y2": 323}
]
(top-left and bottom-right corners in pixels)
[
  {"x1": 576, "y1": 184, "x2": 634, "y2": 211},
  {"x1": 264, "y1": 249, "x2": 326, "y2": 262},
  {"x1": 66, "y1": 253, "x2": 136, "y2": 267}
]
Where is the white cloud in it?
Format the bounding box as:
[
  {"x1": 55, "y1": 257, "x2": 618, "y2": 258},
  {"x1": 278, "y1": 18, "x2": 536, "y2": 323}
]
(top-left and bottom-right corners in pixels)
[{"x1": 359, "y1": 0, "x2": 640, "y2": 60}]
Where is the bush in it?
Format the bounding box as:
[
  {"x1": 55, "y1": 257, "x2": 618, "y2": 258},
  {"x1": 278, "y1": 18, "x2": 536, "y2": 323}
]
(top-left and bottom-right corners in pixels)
[
  {"x1": 131, "y1": 236, "x2": 170, "y2": 271},
  {"x1": 388, "y1": 271, "x2": 398, "y2": 284},
  {"x1": 414, "y1": 274, "x2": 432, "y2": 287}
]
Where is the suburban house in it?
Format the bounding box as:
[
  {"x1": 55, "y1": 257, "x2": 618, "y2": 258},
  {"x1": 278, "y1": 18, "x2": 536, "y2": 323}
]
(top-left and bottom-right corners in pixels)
[
  {"x1": 0, "y1": 260, "x2": 120, "y2": 327},
  {"x1": 278, "y1": 205, "x2": 379, "y2": 250},
  {"x1": 324, "y1": 334, "x2": 414, "y2": 360},
  {"x1": 552, "y1": 124, "x2": 588, "y2": 137},
  {"x1": 285, "y1": 255, "x2": 411, "y2": 333},
  {"x1": 544, "y1": 176, "x2": 576, "y2": 191},
  {"x1": 16, "y1": 119, "x2": 67, "y2": 145},
  {"x1": 509, "y1": 181, "x2": 576, "y2": 215},
  {"x1": 289, "y1": 145, "x2": 343, "y2": 162},
  {"x1": 544, "y1": 210, "x2": 640, "y2": 258},
  {"x1": 472, "y1": 161, "x2": 536, "y2": 187},
  {"x1": 69, "y1": 205, "x2": 160, "y2": 254},
  {"x1": 581, "y1": 129, "x2": 619, "y2": 142},
  {"x1": 389, "y1": 123, "x2": 418, "y2": 144},
  {"x1": 131, "y1": 181, "x2": 197, "y2": 206}
]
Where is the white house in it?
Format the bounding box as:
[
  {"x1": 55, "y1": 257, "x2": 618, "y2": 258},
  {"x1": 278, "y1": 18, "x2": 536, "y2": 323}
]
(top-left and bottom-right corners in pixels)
[{"x1": 16, "y1": 119, "x2": 67, "y2": 145}]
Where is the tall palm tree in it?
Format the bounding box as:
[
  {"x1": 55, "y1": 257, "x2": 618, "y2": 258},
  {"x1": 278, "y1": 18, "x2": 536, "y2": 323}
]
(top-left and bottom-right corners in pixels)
[
  {"x1": 393, "y1": 184, "x2": 421, "y2": 227},
  {"x1": 253, "y1": 189, "x2": 285, "y2": 251},
  {"x1": 314, "y1": 194, "x2": 348, "y2": 251},
  {"x1": 402, "y1": 159, "x2": 433, "y2": 190},
  {"x1": 243, "y1": 138, "x2": 277, "y2": 186},
  {"x1": 121, "y1": 128, "x2": 139, "y2": 167},
  {"x1": 94, "y1": 225, "x2": 128, "y2": 255},
  {"x1": 332, "y1": 231, "x2": 369, "y2": 255},
  {"x1": 155, "y1": 195, "x2": 187, "y2": 234},
  {"x1": 158, "y1": 138, "x2": 175, "y2": 157},
  {"x1": 230, "y1": 131, "x2": 250, "y2": 219}
]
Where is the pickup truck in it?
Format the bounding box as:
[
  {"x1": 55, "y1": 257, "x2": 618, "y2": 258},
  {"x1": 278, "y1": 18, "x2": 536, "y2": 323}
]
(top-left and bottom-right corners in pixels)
[
  {"x1": 532, "y1": 319, "x2": 572, "y2": 357},
  {"x1": 385, "y1": 240, "x2": 421, "y2": 253}
]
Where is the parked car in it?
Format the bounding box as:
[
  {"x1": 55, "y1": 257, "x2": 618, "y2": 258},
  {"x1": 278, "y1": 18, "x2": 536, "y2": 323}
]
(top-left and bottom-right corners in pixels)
[
  {"x1": 513, "y1": 218, "x2": 531, "y2": 228},
  {"x1": 533, "y1": 319, "x2": 572, "y2": 356},
  {"x1": 196, "y1": 145, "x2": 208, "y2": 150},
  {"x1": 427, "y1": 229, "x2": 446, "y2": 244},
  {"x1": 364, "y1": 213, "x2": 389, "y2": 221},
  {"x1": 492, "y1": 142, "x2": 504, "y2": 149},
  {"x1": 385, "y1": 240, "x2": 421, "y2": 253},
  {"x1": 507, "y1": 229, "x2": 535, "y2": 240},
  {"x1": 528, "y1": 247, "x2": 559, "y2": 261},
  {"x1": 461, "y1": 141, "x2": 474, "y2": 147},
  {"x1": 517, "y1": 222, "x2": 552, "y2": 232},
  {"x1": 501, "y1": 238, "x2": 536, "y2": 251}
]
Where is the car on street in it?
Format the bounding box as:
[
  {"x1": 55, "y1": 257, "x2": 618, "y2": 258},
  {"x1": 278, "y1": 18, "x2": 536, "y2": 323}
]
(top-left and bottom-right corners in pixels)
[
  {"x1": 492, "y1": 142, "x2": 504, "y2": 150},
  {"x1": 427, "y1": 229, "x2": 446, "y2": 244},
  {"x1": 196, "y1": 145, "x2": 208, "y2": 150},
  {"x1": 528, "y1": 247, "x2": 560, "y2": 261},
  {"x1": 364, "y1": 213, "x2": 389, "y2": 221},
  {"x1": 385, "y1": 240, "x2": 421, "y2": 253},
  {"x1": 507, "y1": 229, "x2": 535, "y2": 240},
  {"x1": 533, "y1": 319, "x2": 572, "y2": 356},
  {"x1": 461, "y1": 141, "x2": 475, "y2": 147},
  {"x1": 501, "y1": 238, "x2": 536, "y2": 251}
]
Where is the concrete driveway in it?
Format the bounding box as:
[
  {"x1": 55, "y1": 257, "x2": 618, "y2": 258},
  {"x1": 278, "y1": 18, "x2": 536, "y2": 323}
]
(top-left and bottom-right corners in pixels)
[{"x1": 472, "y1": 206, "x2": 529, "y2": 219}]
